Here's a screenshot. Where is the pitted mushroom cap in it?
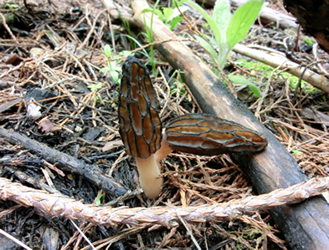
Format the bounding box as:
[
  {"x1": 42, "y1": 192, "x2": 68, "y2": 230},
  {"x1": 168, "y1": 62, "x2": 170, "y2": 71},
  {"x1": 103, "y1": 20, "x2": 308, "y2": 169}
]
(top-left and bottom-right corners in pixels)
[
  {"x1": 118, "y1": 57, "x2": 162, "y2": 158},
  {"x1": 164, "y1": 113, "x2": 268, "y2": 155}
]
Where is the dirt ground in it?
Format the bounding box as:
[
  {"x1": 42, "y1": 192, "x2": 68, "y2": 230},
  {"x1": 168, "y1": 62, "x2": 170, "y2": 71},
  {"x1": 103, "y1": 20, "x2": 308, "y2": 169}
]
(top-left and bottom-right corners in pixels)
[{"x1": 0, "y1": 0, "x2": 328, "y2": 249}]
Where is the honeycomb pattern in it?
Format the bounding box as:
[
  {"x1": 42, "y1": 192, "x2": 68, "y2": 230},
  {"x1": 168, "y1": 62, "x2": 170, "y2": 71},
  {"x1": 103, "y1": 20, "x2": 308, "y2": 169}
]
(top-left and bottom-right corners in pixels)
[
  {"x1": 165, "y1": 113, "x2": 268, "y2": 155},
  {"x1": 118, "y1": 57, "x2": 162, "y2": 158}
]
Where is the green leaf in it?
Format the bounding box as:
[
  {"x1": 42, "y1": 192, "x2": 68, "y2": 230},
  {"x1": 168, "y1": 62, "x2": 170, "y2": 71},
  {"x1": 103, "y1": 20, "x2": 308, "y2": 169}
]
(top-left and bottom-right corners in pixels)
[
  {"x1": 205, "y1": 34, "x2": 217, "y2": 47},
  {"x1": 111, "y1": 71, "x2": 120, "y2": 83},
  {"x1": 213, "y1": 0, "x2": 231, "y2": 38},
  {"x1": 304, "y1": 37, "x2": 314, "y2": 46},
  {"x1": 99, "y1": 67, "x2": 110, "y2": 73},
  {"x1": 170, "y1": 16, "x2": 183, "y2": 30},
  {"x1": 194, "y1": 35, "x2": 218, "y2": 64},
  {"x1": 118, "y1": 50, "x2": 132, "y2": 57},
  {"x1": 95, "y1": 194, "x2": 103, "y2": 205},
  {"x1": 154, "y1": 9, "x2": 164, "y2": 21},
  {"x1": 142, "y1": 8, "x2": 164, "y2": 21},
  {"x1": 291, "y1": 150, "x2": 303, "y2": 155},
  {"x1": 103, "y1": 44, "x2": 112, "y2": 58},
  {"x1": 88, "y1": 82, "x2": 103, "y2": 92},
  {"x1": 120, "y1": 34, "x2": 149, "y2": 59},
  {"x1": 226, "y1": 0, "x2": 263, "y2": 50},
  {"x1": 173, "y1": 0, "x2": 184, "y2": 8},
  {"x1": 228, "y1": 75, "x2": 262, "y2": 97},
  {"x1": 163, "y1": 7, "x2": 173, "y2": 23},
  {"x1": 109, "y1": 61, "x2": 121, "y2": 71},
  {"x1": 185, "y1": 0, "x2": 221, "y2": 46},
  {"x1": 6, "y1": 3, "x2": 19, "y2": 8}
]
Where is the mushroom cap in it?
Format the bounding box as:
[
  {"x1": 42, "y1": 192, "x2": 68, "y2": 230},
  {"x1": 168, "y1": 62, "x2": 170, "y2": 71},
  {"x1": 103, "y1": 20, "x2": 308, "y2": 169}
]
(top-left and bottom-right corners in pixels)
[
  {"x1": 164, "y1": 113, "x2": 268, "y2": 155},
  {"x1": 118, "y1": 57, "x2": 162, "y2": 158}
]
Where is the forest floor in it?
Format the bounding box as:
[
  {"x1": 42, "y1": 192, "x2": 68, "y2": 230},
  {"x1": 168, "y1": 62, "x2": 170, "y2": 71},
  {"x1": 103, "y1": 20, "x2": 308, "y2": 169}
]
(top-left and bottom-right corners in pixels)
[{"x1": 0, "y1": 0, "x2": 328, "y2": 249}]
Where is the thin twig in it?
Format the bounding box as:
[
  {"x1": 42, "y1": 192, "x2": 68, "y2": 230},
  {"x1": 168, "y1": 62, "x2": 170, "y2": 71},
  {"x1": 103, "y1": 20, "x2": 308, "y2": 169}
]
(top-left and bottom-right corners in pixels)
[
  {"x1": 0, "y1": 13, "x2": 18, "y2": 42},
  {"x1": 70, "y1": 220, "x2": 96, "y2": 250},
  {"x1": 0, "y1": 229, "x2": 32, "y2": 250}
]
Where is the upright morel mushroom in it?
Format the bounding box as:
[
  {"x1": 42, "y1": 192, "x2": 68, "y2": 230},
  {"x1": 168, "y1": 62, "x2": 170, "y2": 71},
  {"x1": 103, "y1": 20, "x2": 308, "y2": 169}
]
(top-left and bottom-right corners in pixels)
[{"x1": 118, "y1": 56, "x2": 163, "y2": 199}]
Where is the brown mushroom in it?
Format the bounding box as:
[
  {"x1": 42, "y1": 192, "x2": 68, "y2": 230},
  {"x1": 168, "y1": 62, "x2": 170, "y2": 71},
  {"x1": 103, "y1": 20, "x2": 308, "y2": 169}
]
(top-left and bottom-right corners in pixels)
[
  {"x1": 164, "y1": 113, "x2": 268, "y2": 155},
  {"x1": 118, "y1": 57, "x2": 267, "y2": 199},
  {"x1": 118, "y1": 56, "x2": 163, "y2": 199}
]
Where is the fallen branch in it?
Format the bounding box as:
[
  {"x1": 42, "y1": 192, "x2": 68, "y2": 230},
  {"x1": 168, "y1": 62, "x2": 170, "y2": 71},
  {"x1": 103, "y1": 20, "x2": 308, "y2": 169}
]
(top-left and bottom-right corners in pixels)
[
  {"x1": 0, "y1": 127, "x2": 127, "y2": 197},
  {"x1": 233, "y1": 43, "x2": 329, "y2": 94},
  {"x1": 1, "y1": 176, "x2": 328, "y2": 229}
]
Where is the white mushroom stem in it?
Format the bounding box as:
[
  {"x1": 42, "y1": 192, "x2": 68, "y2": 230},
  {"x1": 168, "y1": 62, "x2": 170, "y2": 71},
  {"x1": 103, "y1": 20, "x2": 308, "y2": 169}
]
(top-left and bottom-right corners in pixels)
[{"x1": 135, "y1": 154, "x2": 163, "y2": 199}]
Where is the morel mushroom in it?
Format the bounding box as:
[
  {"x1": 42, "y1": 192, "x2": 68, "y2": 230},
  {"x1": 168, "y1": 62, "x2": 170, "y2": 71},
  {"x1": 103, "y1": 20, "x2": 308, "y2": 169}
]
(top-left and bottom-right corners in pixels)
[
  {"x1": 118, "y1": 56, "x2": 163, "y2": 199},
  {"x1": 118, "y1": 57, "x2": 268, "y2": 199},
  {"x1": 164, "y1": 113, "x2": 267, "y2": 155}
]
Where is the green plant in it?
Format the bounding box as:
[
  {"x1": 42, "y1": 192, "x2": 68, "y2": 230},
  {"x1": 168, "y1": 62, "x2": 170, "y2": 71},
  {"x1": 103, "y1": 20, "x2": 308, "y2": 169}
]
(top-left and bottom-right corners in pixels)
[
  {"x1": 5, "y1": 3, "x2": 19, "y2": 9},
  {"x1": 114, "y1": 1, "x2": 139, "y2": 51},
  {"x1": 291, "y1": 150, "x2": 303, "y2": 155},
  {"x1": 100, "y1": 44, "x2": 130, "y2": 83},
  {"x1": 303, "y1": 37, "x2": 314, "y2": 46},
  {"x1": 227, "y1": 75, "x2": 262, "y2": 97},
  {"x1": 95, "y1": 193, "x2": 103, "y2": 205},
  {"x1": 186, "y1": 0, "x2": 263, "y2": 68},
  {"x1": 88, "y1": 82, "x2": 103, "y2": 92},
  {"x1": 236, "y1": 59, "x2": 316, "y2": 93},
  {"x1": 152, "y1": 0, "x2": 187, "y2": 31},
  {"x1": 87, "y1": 82, "x2": 104, "y2": 104},
  {"x1": 170, "y1": 71, "x2": 186, "y2": 96},
  {"x1": 141, "y1": 0, "x2": 162, "y2": 73},
  {"x1": 120, "y1": 34, "x2": 150, "y2": 59},
  {"x1": 141, "y1": 0, "x2": 186, "y2": 72}
]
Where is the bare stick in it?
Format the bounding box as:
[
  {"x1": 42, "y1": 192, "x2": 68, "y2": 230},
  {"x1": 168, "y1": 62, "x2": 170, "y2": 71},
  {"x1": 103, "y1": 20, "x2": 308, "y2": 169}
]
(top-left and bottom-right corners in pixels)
[{"x1": 233, "y1": 43, "x2": 329, "y2": 94}]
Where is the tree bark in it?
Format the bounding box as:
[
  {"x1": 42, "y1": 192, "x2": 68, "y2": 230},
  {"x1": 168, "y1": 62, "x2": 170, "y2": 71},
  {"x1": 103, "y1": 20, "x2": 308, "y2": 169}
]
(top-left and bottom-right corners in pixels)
[{"x1": 128, "y1": 0, "x2": 329, "y2": 248}]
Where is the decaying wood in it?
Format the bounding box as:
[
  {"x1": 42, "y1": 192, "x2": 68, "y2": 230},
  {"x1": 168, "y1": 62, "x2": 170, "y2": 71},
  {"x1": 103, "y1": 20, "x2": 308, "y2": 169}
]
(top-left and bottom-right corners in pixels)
[
  {"x1": 110, "y1": 0, "x2": 329, "y2": 248},
  {"x1": 1, "y1": 176, "x2": 328, "y2": 229},
  {"x1": 0, "y1": 127, "x2": 127, "y2": 197}
]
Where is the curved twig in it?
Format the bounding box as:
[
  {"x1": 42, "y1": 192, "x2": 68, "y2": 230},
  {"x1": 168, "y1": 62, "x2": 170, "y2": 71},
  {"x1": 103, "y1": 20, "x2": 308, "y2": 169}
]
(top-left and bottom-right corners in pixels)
[{"x1": 1, "y1": 177, "x2": 328, "y2": 229}]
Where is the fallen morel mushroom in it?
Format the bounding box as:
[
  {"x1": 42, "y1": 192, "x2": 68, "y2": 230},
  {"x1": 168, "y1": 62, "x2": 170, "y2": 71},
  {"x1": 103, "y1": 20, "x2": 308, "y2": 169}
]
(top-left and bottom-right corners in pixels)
[
  {"x1": 118, "y1": 56, "x2": 163, "y2": 199},
  {"x1": 164, "y1": 113, "x2": 268, "y2": 155}
]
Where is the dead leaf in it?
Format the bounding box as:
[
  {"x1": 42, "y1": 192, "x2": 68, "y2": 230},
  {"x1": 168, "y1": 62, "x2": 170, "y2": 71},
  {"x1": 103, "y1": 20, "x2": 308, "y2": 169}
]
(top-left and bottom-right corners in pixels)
[
  {"x1": 102, "y1": 140, "x2": 123, "y2": 152},
  {"x1": 36, "y1": 117, "x2": 61, "y2": 132}
]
